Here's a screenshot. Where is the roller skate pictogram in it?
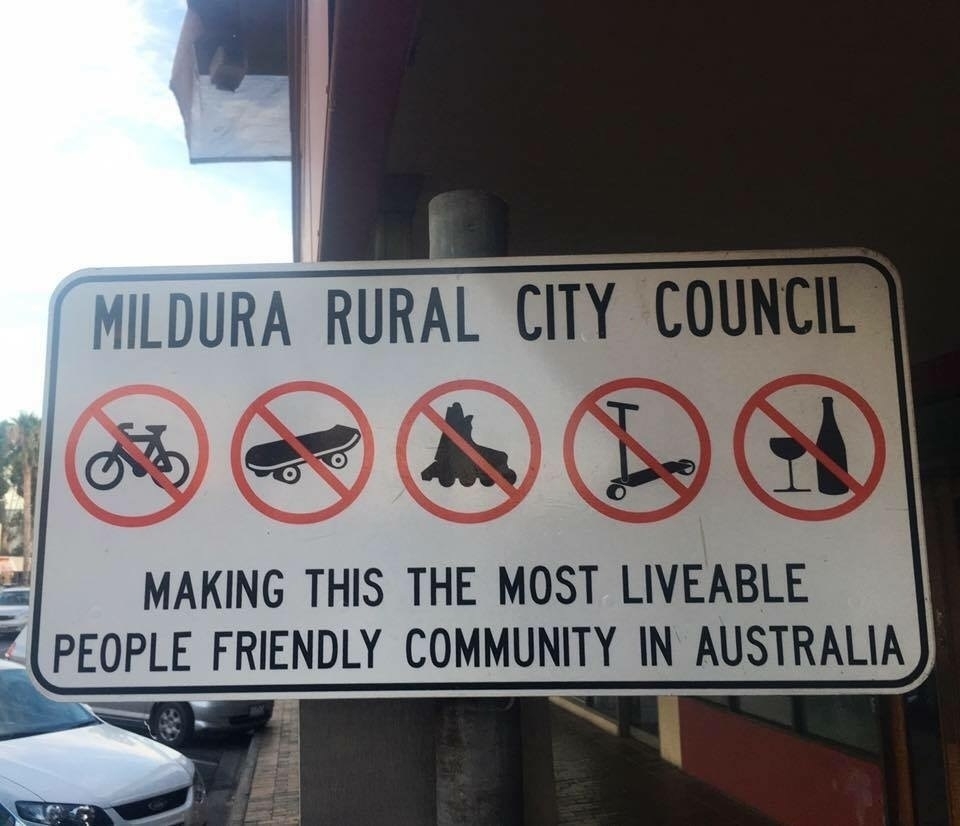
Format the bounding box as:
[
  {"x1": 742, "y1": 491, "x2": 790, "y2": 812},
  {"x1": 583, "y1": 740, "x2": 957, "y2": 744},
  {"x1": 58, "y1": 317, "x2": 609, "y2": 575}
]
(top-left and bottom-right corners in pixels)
[{"x1": 420, "y1": 402, "x2": 518, "y2": 488}]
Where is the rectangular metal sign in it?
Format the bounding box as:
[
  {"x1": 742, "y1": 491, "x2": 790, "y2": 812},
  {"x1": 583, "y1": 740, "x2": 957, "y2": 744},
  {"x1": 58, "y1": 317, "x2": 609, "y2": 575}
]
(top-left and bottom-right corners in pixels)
[{"x1": 32, "y1": 250, "x2": 931, "y2": 698}]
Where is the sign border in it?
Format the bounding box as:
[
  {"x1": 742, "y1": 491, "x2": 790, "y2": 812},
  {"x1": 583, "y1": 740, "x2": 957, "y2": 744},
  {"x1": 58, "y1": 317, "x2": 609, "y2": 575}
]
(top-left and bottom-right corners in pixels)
[{"x1": 32, "y1": 251, "x2": 929, "y2": 695}]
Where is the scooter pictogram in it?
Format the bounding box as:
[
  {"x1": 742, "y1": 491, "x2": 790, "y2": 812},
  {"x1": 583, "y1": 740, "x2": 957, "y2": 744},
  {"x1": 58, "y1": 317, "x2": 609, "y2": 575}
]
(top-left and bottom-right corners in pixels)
[
  {"x1": 84, "y1": 423, "x2": 190, "y2": 491},
  {"x1": 244, "y1": 424, "x2": 361, "y2": 484},
  {"x1": 604, "y1": 400, "x2": 695, "y2": 501},
  {"x1": 421, "y1": 402, "x2": 517, "y2": 487}
]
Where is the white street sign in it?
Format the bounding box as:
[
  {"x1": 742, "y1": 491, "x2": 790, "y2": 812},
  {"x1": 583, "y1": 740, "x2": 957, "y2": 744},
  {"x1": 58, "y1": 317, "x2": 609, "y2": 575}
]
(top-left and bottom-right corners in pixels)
[{"x1": 32, "y1": 250, "x2": 931, "y2": 699}]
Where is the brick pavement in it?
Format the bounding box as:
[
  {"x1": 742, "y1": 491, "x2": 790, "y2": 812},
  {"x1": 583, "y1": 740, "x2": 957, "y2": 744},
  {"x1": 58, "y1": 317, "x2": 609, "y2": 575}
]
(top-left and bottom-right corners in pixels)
[
  {"x1": 551, "y1": 707, "x2": 776, "y2": 826},
  {"x1": 241, "y1": 699, "x2": 300, "y2": 825},
  {"x1": 235, "y1": 700, "x2": 775, "y2": 825}
]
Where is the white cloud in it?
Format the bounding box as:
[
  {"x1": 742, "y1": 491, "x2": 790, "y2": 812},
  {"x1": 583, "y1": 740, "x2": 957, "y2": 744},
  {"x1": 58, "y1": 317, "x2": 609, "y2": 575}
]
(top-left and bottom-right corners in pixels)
[
  {"x1": 0, "y1": 0, "x2": 291, "y2": 419},
  {"x1": 2, "y1": 1, "x2": 177, "y2": 144}
]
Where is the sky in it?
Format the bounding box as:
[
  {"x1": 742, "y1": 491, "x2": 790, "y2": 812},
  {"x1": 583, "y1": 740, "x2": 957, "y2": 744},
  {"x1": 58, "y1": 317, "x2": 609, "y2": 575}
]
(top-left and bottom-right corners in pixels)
[{"x1": 0, "y1": 0, "x2": 292, "y2": 421}]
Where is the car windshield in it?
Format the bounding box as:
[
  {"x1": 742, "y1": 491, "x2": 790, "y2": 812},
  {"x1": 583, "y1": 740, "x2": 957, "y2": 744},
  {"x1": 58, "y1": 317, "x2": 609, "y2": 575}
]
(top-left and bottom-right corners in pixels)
[
  {"x1": 0, "y1": 591, "x2": 27, "y2": 606},
  {"x1": 0, "y1": 668, "x2": 98, "y2": 741}
]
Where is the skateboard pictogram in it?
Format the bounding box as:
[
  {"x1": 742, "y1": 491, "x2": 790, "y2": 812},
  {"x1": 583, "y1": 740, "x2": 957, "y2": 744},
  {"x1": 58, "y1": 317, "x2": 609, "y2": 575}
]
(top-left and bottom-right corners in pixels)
[
  {"x1": 734, "y1": 373, "x2": 886, "y2": 521},
  {"x1": 564, "y1": 378, "x2": 710, "y2": 523},
  {"x1": 65, "y1": 384, "x2": 208, "y2": 527},
  {"x1": 396, "y1": 380, "x2": 540, "y2": 523},
  {"x1": 244, "y1": 424, "x2": 361, "y2": 484},
  {"x1": 231, "y1": 381, "x2": 374, "y2": 524}
]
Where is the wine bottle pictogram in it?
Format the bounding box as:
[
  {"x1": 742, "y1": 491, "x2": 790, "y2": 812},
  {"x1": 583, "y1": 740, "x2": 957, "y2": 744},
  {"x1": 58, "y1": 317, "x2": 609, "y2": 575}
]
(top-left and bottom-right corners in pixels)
[{"x1": 816, "y1": 396, "x2": 848, "y2": 495}]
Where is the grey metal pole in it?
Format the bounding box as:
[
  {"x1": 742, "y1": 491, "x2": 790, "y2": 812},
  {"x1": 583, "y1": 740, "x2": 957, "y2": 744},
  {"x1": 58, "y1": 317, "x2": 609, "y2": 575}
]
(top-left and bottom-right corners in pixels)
[{"x1": 429, "y1": 189, "x2": 524, "y2": 826}]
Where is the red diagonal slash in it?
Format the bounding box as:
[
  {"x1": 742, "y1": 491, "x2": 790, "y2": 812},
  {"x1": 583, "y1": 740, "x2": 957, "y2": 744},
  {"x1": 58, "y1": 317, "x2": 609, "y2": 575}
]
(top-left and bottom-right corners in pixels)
[
  {"x1": 587, "y1": 404, "x2": 690, "y2": 498},
  {"x1": 254, "y1": 404, "x2": 352, "y2": 499},
  {"x1": 757, "y1": 399, "x2": 864, "y2": 495},
  {"x1": 91, "y1": 409, "x2": 186, "y2": 502},
  {"x1": 421, "y1": 405, "x2": 520, "y2": 500}
]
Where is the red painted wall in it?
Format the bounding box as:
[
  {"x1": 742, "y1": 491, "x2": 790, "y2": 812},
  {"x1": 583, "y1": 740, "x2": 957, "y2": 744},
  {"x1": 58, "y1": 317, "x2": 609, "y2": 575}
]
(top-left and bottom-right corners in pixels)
[{"x1": 678, "y1": 699, "x2": 885, "y2": 826}]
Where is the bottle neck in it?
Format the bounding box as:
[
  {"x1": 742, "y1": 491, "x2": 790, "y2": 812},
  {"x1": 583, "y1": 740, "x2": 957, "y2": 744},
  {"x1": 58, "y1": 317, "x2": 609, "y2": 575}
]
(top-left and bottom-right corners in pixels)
[{"x1": 820, "y1": 397, "x2": 838, "y2": 427}]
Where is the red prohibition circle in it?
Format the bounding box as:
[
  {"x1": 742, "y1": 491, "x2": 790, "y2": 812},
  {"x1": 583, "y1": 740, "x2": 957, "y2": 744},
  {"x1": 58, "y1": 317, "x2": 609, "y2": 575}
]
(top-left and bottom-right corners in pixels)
[
  {"x1": 396, "y1": 379, "x2": 541, "y2": 524},
  {"x1": 65, "y1": 384, "x2": 209, "y2": 528},
  {"x1": 231, "y1": 381, "x2": 374, "y2": 524},
  {"x1": 733, "y1": 373, "x2": 886, "y2": 521},
  {"x1": 563, "y1": 378, "x2": 711, "y2": 523}
]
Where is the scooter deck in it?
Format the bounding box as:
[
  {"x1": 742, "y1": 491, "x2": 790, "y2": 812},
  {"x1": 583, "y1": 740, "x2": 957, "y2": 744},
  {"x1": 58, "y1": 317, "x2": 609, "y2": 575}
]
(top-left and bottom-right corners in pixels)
[
  {"x1": 245, "y1": 425, "x2": 360, "y2": 472},
  {"x1": 610, "y1": 459, "x2": 695, "y2": 487}
]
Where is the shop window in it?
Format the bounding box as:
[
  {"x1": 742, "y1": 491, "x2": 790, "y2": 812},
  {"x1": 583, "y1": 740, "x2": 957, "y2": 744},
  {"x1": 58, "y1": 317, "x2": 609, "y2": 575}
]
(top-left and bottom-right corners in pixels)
[
  {"x1": 565, "y1": 696, "x2": 660, "y2": 744},
  {"x1": 565, "y1": 695, "x2": 617, "y2": 719},
  {"x1": 739, "y1": 695, "x2": 794, "y2": 727},
  {"x1": 802, "y1": 696, "x2": 880, "y2": 754},
  {"x1": 697, "y1": 695, "x2": 881, "y2": 757},
  {"x1": 584, "y1": 695, "x2": 619, "y2": 719},
  {"x1": 699, "y1": 695, "x2": 732, "y2": 708},
  {"x1": 629, "y1": 696, "x2": 659, "y2": 738}
]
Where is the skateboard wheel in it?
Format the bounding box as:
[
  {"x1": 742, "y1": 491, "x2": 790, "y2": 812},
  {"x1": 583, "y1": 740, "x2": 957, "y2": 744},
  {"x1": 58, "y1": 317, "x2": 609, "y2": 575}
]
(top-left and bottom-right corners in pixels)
[
  {"x1": 277, "y1": 465, "x2": 301, "y2": 484},
  {"x1": 606, "y1": 483, "x2": 626, "y2": 501},
  {"x1": 327, "y1": 452, "x2": 348, "y2": 469}
]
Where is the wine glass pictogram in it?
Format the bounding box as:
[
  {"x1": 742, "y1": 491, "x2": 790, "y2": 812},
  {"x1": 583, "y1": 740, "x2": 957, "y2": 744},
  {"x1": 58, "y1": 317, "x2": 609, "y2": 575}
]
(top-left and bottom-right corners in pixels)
[{"x1": 769, "y1": 437, "x2": 811, "y2": 493}]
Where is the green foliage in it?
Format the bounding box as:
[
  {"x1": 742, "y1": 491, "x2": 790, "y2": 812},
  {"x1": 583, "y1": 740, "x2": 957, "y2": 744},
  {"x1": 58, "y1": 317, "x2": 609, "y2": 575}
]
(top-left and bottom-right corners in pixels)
[
  {"x1": 5, "y1": 413, "x2": 40, "y2": 501},
  {"x1": 0, "y1": 422, "x2": 10, "y2": 501},
  {"x1": 0, "y1": 413, "x2": 40, "y2": 558},
  {"x1": 3, "y1": 511, "x2": 23, "y2": 556}
]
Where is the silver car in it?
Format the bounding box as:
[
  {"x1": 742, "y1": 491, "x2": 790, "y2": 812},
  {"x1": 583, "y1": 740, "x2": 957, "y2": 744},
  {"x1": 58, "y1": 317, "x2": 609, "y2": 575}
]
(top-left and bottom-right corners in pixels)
[
  {"x1": 4, "y1": 627, "x2": 272, "y2": 748},
  {"x1": 0, "y1": 587, "x2": 29, "y2": 635}
]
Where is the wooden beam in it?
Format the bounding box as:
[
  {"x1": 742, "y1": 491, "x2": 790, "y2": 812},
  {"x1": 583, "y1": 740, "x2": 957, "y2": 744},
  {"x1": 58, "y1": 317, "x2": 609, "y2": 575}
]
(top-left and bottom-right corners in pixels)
[
  {"x1": 923, "y1": 475, "x2": 960, "y2": 824},
  {"x1": 319, "y1": 0, "x2": 420, "y2": 261}
]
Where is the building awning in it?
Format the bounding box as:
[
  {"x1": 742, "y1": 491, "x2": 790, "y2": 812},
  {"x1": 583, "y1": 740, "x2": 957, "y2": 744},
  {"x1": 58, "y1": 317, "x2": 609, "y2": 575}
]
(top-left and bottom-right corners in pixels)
[{"x1": 170, "y1": 1, "x2": 290, "y2": 163}]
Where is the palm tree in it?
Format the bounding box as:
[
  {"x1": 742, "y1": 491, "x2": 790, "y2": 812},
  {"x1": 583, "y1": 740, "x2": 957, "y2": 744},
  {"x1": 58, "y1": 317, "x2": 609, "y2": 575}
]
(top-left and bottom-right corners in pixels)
[
  {"x1": 0, "y1": 422, "x2": 10, "y2": 554},
  {"x1": 5, "y1": 413, "x2": 41, "y2": 574}
]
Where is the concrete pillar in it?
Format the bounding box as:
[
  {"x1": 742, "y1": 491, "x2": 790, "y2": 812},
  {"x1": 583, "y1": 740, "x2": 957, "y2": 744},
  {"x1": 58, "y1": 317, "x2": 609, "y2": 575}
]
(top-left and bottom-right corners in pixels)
[
  {"x1": 297, "y1": 180, "x2": 438, "y2": 826},
  {"x1": 299, "y1": 699, "x2": 436, "y2": 826},
  {"x1": 428, "y1": 190, "x2": 508, "y2": 260},
  {"x1": 435, "y1": 698, "x2": 524, "y2": 826},
  {"x1": 429, "y1": 190, "x2": 556, "y2": 826}
]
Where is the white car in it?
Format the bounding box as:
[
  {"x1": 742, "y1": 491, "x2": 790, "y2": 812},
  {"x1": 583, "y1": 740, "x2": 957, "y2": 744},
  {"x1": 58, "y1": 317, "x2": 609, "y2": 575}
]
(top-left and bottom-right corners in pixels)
[
  {"x1": 0, "y1": 660, "x2": 207, "y2": 825},
  {"x1": 0, "y1": 588, "x2": 29, "y2": 635}
]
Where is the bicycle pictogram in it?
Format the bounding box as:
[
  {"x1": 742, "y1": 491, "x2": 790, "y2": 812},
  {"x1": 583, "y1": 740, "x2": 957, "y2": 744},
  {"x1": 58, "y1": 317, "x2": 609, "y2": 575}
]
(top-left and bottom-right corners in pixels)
[{"x1": 84, "y1": 422, "x2": 191, "y2": 491}]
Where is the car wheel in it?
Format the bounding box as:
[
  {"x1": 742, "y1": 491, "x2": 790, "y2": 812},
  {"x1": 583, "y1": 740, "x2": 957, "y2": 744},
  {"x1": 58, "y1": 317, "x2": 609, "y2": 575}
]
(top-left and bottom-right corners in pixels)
[{"x1": 151, "y1": 702, "x2": 194, "y2": 748}]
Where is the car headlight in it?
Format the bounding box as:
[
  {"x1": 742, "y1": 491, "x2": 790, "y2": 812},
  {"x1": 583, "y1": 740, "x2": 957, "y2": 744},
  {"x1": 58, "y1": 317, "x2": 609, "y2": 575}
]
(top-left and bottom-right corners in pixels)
[
  {"x1": 14, "y1": 803, "x2": 109, "y2": 825},
  {"x1": 192, "y1": 765, "x2": 207, "y2": 806}
]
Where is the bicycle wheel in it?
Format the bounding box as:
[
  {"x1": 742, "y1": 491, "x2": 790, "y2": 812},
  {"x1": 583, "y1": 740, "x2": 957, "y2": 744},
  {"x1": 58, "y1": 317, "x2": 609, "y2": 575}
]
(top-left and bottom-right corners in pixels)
[
  {"x1": 85, "y1": 451, "x2": 124, "y2": 491},
  {"x1": 152, "y1": 451, "x2": 190, "y2": 488}
]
